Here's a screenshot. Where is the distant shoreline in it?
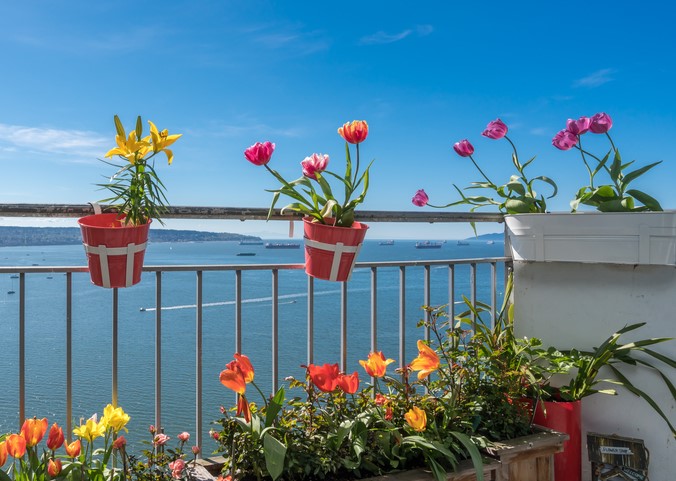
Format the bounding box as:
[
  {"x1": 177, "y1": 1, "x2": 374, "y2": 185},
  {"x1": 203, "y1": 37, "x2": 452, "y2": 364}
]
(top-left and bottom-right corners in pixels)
[{"x1": 0, "y1": 226, "x2": 261, "y2": 247}]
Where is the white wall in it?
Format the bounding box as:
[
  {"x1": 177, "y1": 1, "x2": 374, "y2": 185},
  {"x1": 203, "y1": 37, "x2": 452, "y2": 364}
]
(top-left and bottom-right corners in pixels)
[{"x1": 513, "y1": 261, "x2": 676, "y2": 480}]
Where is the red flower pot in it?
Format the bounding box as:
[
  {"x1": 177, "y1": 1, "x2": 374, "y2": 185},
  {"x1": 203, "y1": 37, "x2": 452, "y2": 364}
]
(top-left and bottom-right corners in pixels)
[
  {"x1": 78, "y1": 213, "x2": 150, "y2": 288},
  {"x1": 533, "y1": 399, "x2": 582, "y2": 481},
  {"x1": 302, "y1": 217, "x2": 368, "y2": 282}
]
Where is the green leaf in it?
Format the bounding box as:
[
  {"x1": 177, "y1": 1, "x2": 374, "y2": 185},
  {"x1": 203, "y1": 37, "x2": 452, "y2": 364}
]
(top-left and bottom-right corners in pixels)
[
  {"x1": 609, "y1": 149, "x2": 622, "y2": 181},
  {"x1": 504, "y1": 199, "x2": 532, "y2": 214},
  {"x1": 263, "y1": 434, "x2": 287, "y2": 481},
  {"x1": 622, "y1": 161, "x2": 662, "y2": 184},
  {"x1": 449, "y1": 431, "x2": 484, "y2": 481},
  {"x1": 532, "y1": 175, "x2": 558, "y2": 199},
  {"x1": 626, "y1": 189, "x2": 663, "y2": 211},
  {"x1": 265, "y1": 386, "x2": 285, "y2": 427},
  {"x1": 505, "y1": 180, "x2": 526, "y2": 196}
]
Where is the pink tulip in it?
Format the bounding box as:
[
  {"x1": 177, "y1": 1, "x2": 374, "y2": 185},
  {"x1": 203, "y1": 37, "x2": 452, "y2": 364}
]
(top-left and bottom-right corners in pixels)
[
  {"x1": 453, "y1": 139, "x2": 474, "y2": 157},
  {"x1": 192, "y1": 445, "x2": 201, "y2": 455},
  {"x1": 301, "y1": 153, "x2": 329, "y2": 180},
  {"x1": 552, "y1": 129, "x2": 578, "y2": 150},
  {"x1": 589, "y1": 112, "x2": 613, "y2": 133},
  {"x1": 482, "y1": 119, "x2": 508, "y2": 139},
  {"x1": 178, "y1": 432, "x2": 190, "y2": 442},
  {"x1": 244, "y1": 141, "x2": 275, "y2": 166},
  {"x1": 412, "y1": 189, "x2": 429, "y2": 207},
  {"x1": 566, "y1": 117, "x2": 591, "y2": 135}
]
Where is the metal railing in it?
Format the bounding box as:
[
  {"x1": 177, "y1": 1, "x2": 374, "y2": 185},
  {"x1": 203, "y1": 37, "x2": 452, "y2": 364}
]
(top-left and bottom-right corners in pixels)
[{"x1": 0, "y1": 205, "x2": 509, "y2": 451}]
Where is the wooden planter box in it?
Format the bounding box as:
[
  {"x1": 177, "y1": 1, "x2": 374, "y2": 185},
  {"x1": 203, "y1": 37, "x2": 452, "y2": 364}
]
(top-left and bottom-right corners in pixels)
[{"x1": 364, "y1": 427, "x2": 569, "y2": 481}]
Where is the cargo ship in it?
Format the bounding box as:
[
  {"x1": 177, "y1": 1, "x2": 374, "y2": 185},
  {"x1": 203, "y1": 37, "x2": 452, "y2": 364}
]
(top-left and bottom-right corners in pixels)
[{"x1": 265, "y1": 242, "x2": 301, "y2": 249}]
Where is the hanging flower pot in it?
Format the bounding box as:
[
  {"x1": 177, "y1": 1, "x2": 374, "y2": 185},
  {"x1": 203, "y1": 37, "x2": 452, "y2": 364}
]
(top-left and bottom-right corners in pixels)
[
  {"x1": 303, "y1": 217, "x2": 368, "y2": 282},
  {"x1": 533, "y1": 399, "x2": 582, "y2": 481},
  {"x1": 78, "y1": 213, "x2": 150, "y2": 288}
]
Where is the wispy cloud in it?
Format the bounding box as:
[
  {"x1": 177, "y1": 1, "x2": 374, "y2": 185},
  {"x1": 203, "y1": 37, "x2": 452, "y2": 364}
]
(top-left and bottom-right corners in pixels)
[
  {"x1": 247, "y1": 23, "x2": 330, "y2": 57},
  {"x1": 359, "y1": 24, "x2": 434, "y2": 45},
  {"x1": 207, "y1": 122, "x2": 305, "y2": 139},
  {"x1": 0, "y1": 123, "x2": 108, "y2": 161},
  {"x1": 573, "y1": 68, "x2": 616, "y2": 88}
]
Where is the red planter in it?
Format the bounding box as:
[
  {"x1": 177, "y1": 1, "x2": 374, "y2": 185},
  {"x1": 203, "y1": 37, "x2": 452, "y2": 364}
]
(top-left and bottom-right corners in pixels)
[
  {"x1": 533, "y1": 399, "x2": 581, "y2": 481},
  {"x1": 302, "y1": 217, "x2": 368, "y2": 281},
  {"x1": 78, "y1": 213, "x2": 150, "y2": 288}
]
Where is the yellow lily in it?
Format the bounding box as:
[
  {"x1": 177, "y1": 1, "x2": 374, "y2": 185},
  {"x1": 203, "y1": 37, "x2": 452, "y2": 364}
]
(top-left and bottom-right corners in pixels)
[
  {"x1": 101, "y1": 404, "x2": 130, "y2": 433},
  {"x1": 404, "y1": 406, "x2": 427, "y2": 432},
  {"x1": 105, "y1": 131, "x2": 151, "y2": 164},
  {"x1": 149, "y1": 121, "x2": 182, "y2": 165},
  {"x1": 73, "y1": 415, "x2": 107, "y2": 442}
]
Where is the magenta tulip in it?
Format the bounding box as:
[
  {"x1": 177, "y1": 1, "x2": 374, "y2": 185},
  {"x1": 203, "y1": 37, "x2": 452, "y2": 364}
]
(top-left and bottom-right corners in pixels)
[
  {"x1": 412, "y1": 189, "x2": 429, "y2": 207},
  {"x1": 244, "y1": 141, "x2": 275, "y2": 166},
  {"x1": 589, "y1": 112, "x2": 613, "y2": 134},
  {"x1": 301, "y1": 153, "x2": 329, "y2": 180},
  {"x1": 566, "y1": 117, "x2": 591, "y2": 136},
  {"x1": 482, "y1": 119, "x2": 508, "y2": 139},
  {"x1": 453, "y1": 139, "x2": 474, "y2": 157},
  {"x1": 552, "y1": 129, "x2": 578, "y2": 150}
]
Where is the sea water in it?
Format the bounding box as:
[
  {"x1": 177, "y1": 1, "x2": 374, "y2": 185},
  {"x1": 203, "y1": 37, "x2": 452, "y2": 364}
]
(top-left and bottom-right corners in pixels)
[{"x1": 0, "y1": 239, "x2": 506, "y2": 449}]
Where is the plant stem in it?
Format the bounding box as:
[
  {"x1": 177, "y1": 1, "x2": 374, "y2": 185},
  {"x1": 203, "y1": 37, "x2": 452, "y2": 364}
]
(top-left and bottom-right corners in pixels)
[{"x1": 468, "y1": 155, "x2": 495, "y2": 187}]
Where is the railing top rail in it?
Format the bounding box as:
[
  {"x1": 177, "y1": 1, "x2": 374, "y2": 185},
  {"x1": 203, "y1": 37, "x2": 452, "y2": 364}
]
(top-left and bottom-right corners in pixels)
[
  {"x1": 0, "y1": 257, "x2": 510, "y2": 275},
  {"x1": 0, "y1": 204, "x2": 505, "y2": 223}
]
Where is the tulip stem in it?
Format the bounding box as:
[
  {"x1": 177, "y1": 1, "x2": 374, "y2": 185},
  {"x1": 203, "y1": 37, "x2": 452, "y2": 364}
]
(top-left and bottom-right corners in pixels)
[
  {"x1": 468, "y1": 156, "x2": 495, "y2": 188},
  {"x1": 576, "y1": 137, "x2": 596, "y2": 189}
]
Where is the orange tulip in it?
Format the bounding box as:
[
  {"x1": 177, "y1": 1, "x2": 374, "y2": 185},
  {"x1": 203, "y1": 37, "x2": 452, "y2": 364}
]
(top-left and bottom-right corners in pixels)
[
  {"x1": 409, "y1": 340, "x2": 440, "y2": 380},
  {"x1": 46, "y1": 423, "x2": 64, "y2": 451},
  {"x1": 48, "y1": 458, "x2": 62, "y2": 477},
  {"x1": 234, "y1": 353, "x2": 255, "y2": 383},
  {"x1": 404, "y1": 406, "x2": 427, "y2": 432},
  {"x1": 0, "y1": 441, "x2": 7, "y2": 467},
  {"x1": 5, "y1": 434, "x2": 26, "y2": 458},
  {"x1": 20, "y1": 417, "x2": 48, "y2": 447},
  {"x1": 307, "y1": 363, "x2": 340, "y2": 392},
  {"x1": 65, "y1": 439, "x2": 81, "y2": 458},
  {"x1": 219, "y1": 368, "x2": 246, "y2": 394},
  {"x1": 359, "y1": 351, "x2": 395, "y2": 378},
  {"x1": 336, "y1": 371, "x2": 360, "y2": 394},
  {"x1": 236, "y1": 395, "x2": 251, "y2": 423},
  {"x1": 338, "y1": 120, "x2": 369, "y2": 144}
]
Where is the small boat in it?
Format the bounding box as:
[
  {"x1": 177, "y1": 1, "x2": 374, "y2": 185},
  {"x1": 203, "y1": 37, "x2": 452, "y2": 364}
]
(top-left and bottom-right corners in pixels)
[
  {"x1": 10, "y1": 275, "x2": 19, "y2": 279},
  {"x1": 237, "y1": 252, "x2": 256, "y2": 256},
  {"x1": 415, "y1": 241, "x2": 442, "y2": 249},
  {"x1": 265, "y1": 242, "x2": 301, "y2": 249},
  {"x1": 379, "y1": 240, "x2": 394, "y2": 246},
  {"x1": 7, "y1": 290, "x2": 15, "y2": 294},
  {"x1": 139, "y1": 307, "x2": 146, "y2": 312},
  {"x1": 457, "y1": 240, "x2": 469, "y2": 246},
  {"x1": 487, "y1": 240, "x2": 495, "y2": 245}
]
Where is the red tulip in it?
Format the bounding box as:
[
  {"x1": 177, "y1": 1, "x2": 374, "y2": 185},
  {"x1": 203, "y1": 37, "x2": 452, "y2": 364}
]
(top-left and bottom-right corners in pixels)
[
  {"x1": 244, "y1": 141, "x2": 275, "y2": 166},
  {"x1": 20, "y1": 417, "x2": 48, "y2": 447},
  {"x1": 412, "y1": 189, "x2": 429, "y2": 207},
  {"x1": 233, "y1": 353, "x2": 255, "y2": 383},
  {"x1": 48, "y1": 458, "x2": 62, "y2": 477},
  {"x1": 336, "y1": 371, "x2": 360, "y2": 394},
  {"x1": 589, "y1": 112, "x2": 613, "y2": 133},
  {"x1": 65, "y1": 439, "x2": 81, "y2": 458},
  {"x1": 482, "y1": 118, "x2": 508, "y2": 139},
  {"x1": 220, "y1": 353, "x2": 255, "y2": 394},
  {"x1": 307, "y1": 363, "x2": 340, "y2": 392},
  {"x1": 5, "y1": 434, "x2": 26, "y2": 458},
  {"x1": 338, "y1": 120, "x2": 369, "y2": 144},
  {"x1": 453, "y1": 139, "x2": 474, "y2": 157},
  {"x1": 46, "y1": 423, "x2": 64, "y2": 451}
]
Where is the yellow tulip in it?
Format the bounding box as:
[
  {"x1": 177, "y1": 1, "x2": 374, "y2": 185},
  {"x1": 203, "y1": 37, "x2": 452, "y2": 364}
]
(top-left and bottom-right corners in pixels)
[
  {"x1": 102, "y1": 404, "x2": 130, "y2": 433},
  {"x1": 149, "y1": 121, "x2": 182, "y2": 165},
  {"x1": 359, "y1": 351, "x2": 395, "y2": 378},
  {"x1": 404, "y1": 406, "x2": 427, "y2": 432},
  {"x1": 73, "y1": 415, "x2": 106, "y2": 442},
  {"x1": 410, "y1": 340, "x2": 440, "y2": 380}
]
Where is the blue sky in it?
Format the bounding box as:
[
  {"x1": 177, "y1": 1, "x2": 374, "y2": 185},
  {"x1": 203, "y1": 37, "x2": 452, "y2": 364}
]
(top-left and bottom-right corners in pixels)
[{"x1": 1, "y1": 0, "x2": 674, "y2": 239}]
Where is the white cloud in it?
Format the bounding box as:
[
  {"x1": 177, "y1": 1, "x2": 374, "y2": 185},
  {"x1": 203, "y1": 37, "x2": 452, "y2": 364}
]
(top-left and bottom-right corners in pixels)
[
  {"x1": 0, "y1": 123, "x2": 108, "y2": 160},
  {"x1": 573, "y1": 68, "x2": 616, "y2": 88},
  {"x1": 360, "y1": 29, "x2": 412, "y2": 45},
  {"x1": 210, "y1": 122, "x2": 304, "y2": 139}
]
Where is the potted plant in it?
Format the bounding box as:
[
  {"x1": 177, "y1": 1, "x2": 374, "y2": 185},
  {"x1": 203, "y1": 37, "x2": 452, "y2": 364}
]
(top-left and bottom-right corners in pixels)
[
  {"x1": 78, "y1": 115, "x2": 181, "y2": 288},
  {"x1": 211, "y1": 282, "x2": 570, "y2": 481},
  {"x1": 244, "y1": 120, "x2": 372, "y2": 282}
]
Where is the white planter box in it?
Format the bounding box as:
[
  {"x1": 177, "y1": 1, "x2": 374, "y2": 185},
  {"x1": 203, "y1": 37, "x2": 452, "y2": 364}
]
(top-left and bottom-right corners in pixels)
[{"x1": 505, "y1": 211, "x2": 676, "y2": 265}]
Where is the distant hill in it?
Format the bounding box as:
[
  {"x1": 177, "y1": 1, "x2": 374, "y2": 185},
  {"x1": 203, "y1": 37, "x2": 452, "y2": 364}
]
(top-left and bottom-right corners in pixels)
[{"x1": 0, "y1": 226, "x2": 260, "y2": 247}]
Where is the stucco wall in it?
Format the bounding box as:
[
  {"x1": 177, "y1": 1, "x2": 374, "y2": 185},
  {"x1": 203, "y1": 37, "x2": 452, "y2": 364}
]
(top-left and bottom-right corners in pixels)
[{"x1": 513, "y1": 261, "x2": 676, "y2": 480}]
